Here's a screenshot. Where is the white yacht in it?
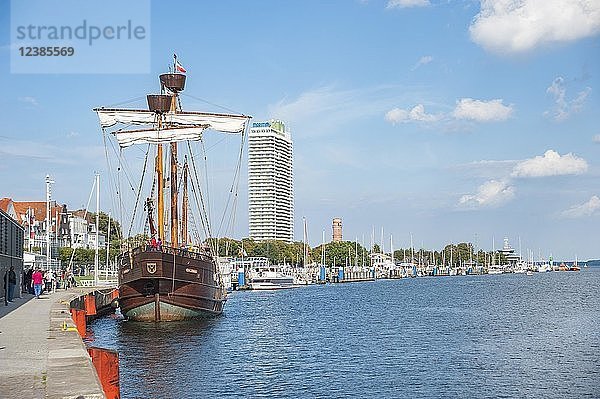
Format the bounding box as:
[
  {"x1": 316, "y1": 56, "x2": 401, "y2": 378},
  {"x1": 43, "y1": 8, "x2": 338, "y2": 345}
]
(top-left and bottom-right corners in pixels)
[
  {"x1": 249, "y1": 265, "x2": 296, "y2": 290},
  {"x1": 487, "y1": 265, "x2": 505, "y2": 274}
]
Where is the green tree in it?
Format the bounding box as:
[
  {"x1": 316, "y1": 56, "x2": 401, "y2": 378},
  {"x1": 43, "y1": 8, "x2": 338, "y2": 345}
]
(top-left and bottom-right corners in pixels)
[
  {"x1": 312, "y1": 241, "x2": 369, "y2": 267},
  {"x1": 214, "y1": 237, "x2": 242, "y2": 257},
  {"x1": 87, "y1": 211, "x2": 122, "y2": 240},
  {"x1": 59, "y1": 247, "x2": 95, "y2": 266}
]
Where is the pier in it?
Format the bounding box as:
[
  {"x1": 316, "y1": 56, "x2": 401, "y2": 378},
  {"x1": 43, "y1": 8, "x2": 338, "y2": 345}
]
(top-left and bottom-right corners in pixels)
[{"x1": 0, "y1": 288, "x2": 116, "y2": 399}]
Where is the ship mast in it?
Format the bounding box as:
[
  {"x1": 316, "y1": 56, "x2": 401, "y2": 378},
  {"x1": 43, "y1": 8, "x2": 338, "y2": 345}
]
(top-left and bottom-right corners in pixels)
[
  {"x1": 170, "y1": 138, "x2": 179, "y2": 247},
  {"x1": 156, "y1": 129, "x2": 165, "y2": 242},
  {"x1": 147, "y1": 55, "x2": 187, "y2": 246},
  {"x1": 181, "y1": 158, "x2": 189, "y2": 246},
  {"x1": 170, "y1": 55, "x2": 180, "y2": 248}
]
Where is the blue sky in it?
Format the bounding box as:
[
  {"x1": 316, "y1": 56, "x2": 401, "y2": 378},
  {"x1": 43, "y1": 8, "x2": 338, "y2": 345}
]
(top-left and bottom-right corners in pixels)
[{"x1": 1, "y1": 0, "x2": 599, "y2": 260}]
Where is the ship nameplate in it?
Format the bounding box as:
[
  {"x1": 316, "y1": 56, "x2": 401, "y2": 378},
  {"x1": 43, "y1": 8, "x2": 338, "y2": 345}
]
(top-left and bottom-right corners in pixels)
[
  {"x1": 186, "y1": 268, "x2": 198, "y2": 274},
  {"x1": 147, "y1": 262, "x2": 157, "y2": 274}
]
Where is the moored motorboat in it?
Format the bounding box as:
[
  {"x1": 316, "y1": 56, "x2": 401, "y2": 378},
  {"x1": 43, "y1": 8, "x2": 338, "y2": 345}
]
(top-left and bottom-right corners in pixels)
[{"x1": 249, "y1": 265, "x2": 296, "y2": 290}]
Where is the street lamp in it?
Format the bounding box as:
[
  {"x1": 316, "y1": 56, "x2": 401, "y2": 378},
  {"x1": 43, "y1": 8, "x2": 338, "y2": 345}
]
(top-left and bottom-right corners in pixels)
[{"x1": 45, "y1": 174, "x2": 55, "y2": 272}]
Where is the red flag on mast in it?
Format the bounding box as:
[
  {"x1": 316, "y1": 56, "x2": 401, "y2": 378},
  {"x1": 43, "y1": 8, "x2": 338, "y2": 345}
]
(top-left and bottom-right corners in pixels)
[{"x1": 176, "y1": 60, "x2": 186, "y2": 73}]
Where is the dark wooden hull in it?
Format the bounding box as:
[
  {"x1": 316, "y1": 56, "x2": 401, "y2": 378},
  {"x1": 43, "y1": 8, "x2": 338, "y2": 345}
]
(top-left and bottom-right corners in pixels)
[{"x1": 118, "y1": 246, "x2": 226, "y2": 321}]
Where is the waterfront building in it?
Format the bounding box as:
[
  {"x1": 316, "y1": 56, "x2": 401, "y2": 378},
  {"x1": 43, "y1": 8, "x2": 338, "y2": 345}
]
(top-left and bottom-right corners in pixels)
[
  {"x1": 69, "y1": 213, "x2": 89, "y2": 249},
  {"x1": 86, "y1": 222, "x2": 106, "y2": 249},
  {"x1": 332, "y1": 217, "x2": 342, "y2": 242},
  {"x1": 248, "y1": 120, "x2": 294, "y2": 242},
  {"x1": 0, "y1": 207, "x2": 24, "y2": 301},
  {"x1": 1, "y1": 199, "x2": 61, "y2": 255},
  {"x1": 0, "y1": 198, "x2": 104, "y2": 256},
  {"x1": 70, "y1": 210, "x2": 105, "y2": 249}
]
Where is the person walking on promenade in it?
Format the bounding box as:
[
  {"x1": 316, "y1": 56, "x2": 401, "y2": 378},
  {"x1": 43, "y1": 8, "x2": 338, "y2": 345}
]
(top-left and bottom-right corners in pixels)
[
  {"x1": 3, "y1": 266, "x2": 17, "y2": 303},
  {"x1": 32, "y1": 269, "x2": 43, "y2": 298},
  {"x1": 157, "y1": 237, "x2": 162, "y2": 251},
  {"x1": 44, "y1": 270, "x2": 53, "y2": 293},
  {"x1": 67, "y1": 271, "x2": 77, "y2": 288},
  {"x1": 25, "y1": 268, "x2": 33, "y2": 294},
  {"x1": 50, "y1": 270, "x2": 56, "y2": 293}
]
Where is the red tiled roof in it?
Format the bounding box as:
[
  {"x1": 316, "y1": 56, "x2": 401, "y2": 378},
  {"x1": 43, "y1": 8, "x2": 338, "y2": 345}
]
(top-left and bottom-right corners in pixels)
[
  {"x1": 12, "y1": 201, "x2": 48, "y2": 223},
  {"x1": 3, "y1": 199, "x2": 73, "y2": 235},
  {"x1": 0, "y1": 197, "x2": 12, "y2": 213}
]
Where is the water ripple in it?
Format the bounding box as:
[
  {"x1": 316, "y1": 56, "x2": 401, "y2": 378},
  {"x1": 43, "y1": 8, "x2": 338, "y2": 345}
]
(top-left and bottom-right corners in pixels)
[{"x1": 89, "y1": 269, "x2": 600, "y2": 398}]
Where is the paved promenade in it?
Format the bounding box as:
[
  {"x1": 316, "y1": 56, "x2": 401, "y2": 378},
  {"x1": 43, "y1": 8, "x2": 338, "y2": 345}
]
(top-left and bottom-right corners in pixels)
[{"x1": 0, "y1": 289, "x2": 105, "y2": 399}]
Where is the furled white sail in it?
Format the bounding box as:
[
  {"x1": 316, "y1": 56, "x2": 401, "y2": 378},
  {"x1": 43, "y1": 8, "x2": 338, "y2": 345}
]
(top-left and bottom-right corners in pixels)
[
  {"x1": 114, "y1": 127, "x2": 208, "y2": 148},
  {"x1": 95, "y1": 108, "x2": 250, "y2": 148},
  {"x1": 96, "y1": 109, "x2": 157, "y2": 128},
  {"x1": 165, "y1": 113, "x2": 248, "y2": 133}
]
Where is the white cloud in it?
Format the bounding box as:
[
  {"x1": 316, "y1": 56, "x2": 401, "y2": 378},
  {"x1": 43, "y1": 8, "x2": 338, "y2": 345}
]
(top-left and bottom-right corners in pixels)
[
  {"x1": 387, "y1": 0, "x2": 430, "y2": 9},
  {"x1": 412, "y1": 55, "x2": 434, "y2": 70},
  {"x1": 452, "y1": 98, "x2": 513, "y2": 122},
  {"x1": 593, "y1": 134, "x2": 600, "y2": 143},
  {"x1": 545, "y1": 77, "x2": 591, "y2": 121},
  {"x1": 385, "y1": 104, "x2": 440, "y2": 124},
  {"x1": 386, "y1": 97, "x2": 513, "y2": 126},
  {"x1": 561, "y1": 195, "x2": 600, "y2": 218},
  {"x1": 511, "y1": 150, "x2": 588, "y2": 178},
  {"x1": 469, "y1": 0, "x2": 600, "y2": 54},
  {"x1": 459, "y1": 179, "x2": 515, "y2": 208},
  {"x1": 18, "y1": 96, "x2": 38, "y2": 106}
]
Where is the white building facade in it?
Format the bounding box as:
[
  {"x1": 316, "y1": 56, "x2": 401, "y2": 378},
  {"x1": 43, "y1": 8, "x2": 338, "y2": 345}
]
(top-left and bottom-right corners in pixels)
[{"x1": 248, "y1": 120, "x2": 294, "y2": 242}]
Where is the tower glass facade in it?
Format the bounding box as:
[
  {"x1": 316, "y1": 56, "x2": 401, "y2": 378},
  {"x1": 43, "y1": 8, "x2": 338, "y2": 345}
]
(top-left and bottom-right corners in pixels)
[{"x1": 248, "y1": 120, "x2": 293, "y2": 242}]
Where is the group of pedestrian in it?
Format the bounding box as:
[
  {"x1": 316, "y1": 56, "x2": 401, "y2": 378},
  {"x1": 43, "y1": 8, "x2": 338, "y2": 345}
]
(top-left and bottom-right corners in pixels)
[
  {"x1": 4, "y1": 267, "x2": 80, "y2": 304},
  {"x1": 62, "y1": 270, "x2": 77, "y2": 289},
  {"x1": 21, "y1": 268, "x2": 47, "y2": 299}
]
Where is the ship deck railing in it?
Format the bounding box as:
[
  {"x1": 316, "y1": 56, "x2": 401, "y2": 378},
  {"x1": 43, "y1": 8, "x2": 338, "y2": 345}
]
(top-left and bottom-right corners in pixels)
[{"x1": 129, "y1": 245, "x2": 213, "y2": 263}]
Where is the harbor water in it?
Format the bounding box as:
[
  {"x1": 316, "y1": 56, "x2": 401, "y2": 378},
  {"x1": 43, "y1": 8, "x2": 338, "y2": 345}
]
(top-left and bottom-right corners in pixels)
[{"x1": 88, "y1": 268, "x2": 600, "y2": 398}]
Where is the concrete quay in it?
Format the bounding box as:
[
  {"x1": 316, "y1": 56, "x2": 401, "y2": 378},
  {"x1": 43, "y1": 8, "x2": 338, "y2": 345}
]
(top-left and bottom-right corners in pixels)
[{"x1": 0, "y1": 289, "x2": 106, "y2": 399}]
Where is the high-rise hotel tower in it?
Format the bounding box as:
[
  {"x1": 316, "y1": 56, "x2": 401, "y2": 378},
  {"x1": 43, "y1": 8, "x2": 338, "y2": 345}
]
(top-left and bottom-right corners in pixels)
[{"x1": 248, "y1": 120, "x2": 294, "y2": 242}]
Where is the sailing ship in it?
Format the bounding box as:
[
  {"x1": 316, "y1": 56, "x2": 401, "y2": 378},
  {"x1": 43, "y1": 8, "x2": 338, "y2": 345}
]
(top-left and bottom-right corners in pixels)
[{"x1": 94, "y1": 55, "x2": 251, "y2": 321}]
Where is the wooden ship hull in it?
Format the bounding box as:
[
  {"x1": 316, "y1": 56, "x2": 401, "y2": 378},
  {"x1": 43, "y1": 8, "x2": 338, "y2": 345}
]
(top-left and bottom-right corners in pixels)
[{"x1": 118, "y1": 246, "x2": 226, "y2": 321}]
